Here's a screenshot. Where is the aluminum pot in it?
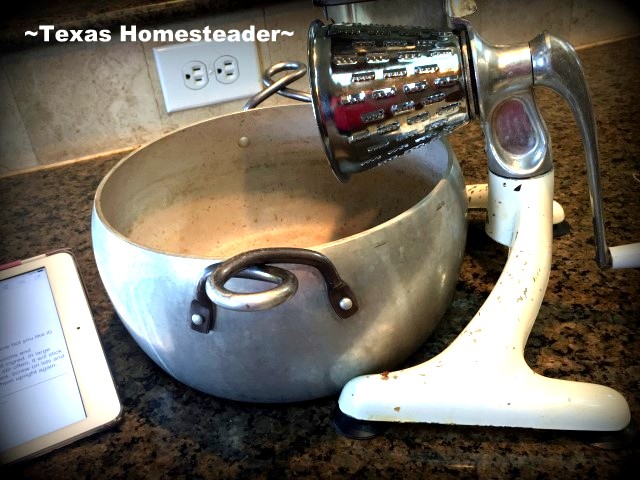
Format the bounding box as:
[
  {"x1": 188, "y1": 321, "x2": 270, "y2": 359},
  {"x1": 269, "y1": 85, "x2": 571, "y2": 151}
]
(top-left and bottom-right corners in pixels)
[{"x1": 92, "y1": 103, "x2": 467, "y2": 402}]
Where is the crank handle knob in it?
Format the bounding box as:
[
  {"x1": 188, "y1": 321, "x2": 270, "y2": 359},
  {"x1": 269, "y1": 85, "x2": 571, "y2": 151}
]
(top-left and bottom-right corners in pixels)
[{"x1": 609, "y1": 243, "x2": 640, "y2": 269}]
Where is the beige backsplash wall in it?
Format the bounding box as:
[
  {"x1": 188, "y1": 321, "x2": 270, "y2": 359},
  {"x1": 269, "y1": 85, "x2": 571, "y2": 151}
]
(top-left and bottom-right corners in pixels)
[{"x1": 1, "y1": 0, "x2": 638, "y2": 175}]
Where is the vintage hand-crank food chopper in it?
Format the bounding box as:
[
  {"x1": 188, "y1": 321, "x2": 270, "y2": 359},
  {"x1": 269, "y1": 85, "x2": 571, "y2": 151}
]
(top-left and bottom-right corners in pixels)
[
  {"x1": 305, "y1": 0, "x2": 640, "y2": 436},
  {"x1": 92, "y1": 0, "x2": 639, "y2": 439}
]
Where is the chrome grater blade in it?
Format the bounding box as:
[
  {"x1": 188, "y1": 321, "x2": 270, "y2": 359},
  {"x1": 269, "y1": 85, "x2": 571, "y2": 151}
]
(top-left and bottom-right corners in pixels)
[{"x1": 308, "y1": 21, "x2": 473, "y2": 181}]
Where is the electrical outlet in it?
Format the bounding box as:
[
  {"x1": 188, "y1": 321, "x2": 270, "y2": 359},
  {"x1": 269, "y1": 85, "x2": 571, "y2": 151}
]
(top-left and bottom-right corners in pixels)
[
  {"x1": 183, "y1": 61, "x2": 208, "y2": 89},
  {"x1": 153, "y1": 41, "x2": 261, "y2": 112},
  {"x1": 214, "y1": 56, "x2": 239, "y2": 84}
]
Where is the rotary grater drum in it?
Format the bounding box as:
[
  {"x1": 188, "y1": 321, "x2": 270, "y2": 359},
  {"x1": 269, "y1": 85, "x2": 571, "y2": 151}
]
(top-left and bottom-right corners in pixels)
[{"x1": 308, "y1": 22, "x2": 473, "y2": 181}]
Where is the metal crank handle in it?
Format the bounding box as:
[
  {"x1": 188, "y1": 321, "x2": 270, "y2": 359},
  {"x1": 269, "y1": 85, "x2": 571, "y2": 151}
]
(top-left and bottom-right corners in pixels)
[
  {"x1": 529, "y1": 32, "x2": 640, "y2": 269},
  {"x1": 464, "y1": 26, "x2": 638, "y2": 268}
]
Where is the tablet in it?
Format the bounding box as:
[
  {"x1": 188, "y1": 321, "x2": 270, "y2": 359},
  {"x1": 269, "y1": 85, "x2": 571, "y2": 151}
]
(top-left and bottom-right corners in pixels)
[{"x1": 0, "y1": 251, "x2": 121, "y2": 464}]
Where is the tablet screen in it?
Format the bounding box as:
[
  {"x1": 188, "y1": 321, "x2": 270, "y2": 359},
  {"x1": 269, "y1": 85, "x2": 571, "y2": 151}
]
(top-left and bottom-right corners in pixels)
[{"x1": 0, "y1": 267, "x2": 86, "y2": 452}]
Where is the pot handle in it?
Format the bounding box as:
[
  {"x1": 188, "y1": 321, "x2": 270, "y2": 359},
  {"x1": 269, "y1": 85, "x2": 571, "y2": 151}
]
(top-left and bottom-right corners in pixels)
[
  {"x1": 190, "y1": 264, "x2": 295, "y2": 333},
  {"x1": 206, "y1": 247, "x2": 359, "y2": 319},
  {"x1": 242, "y1": 61, "x2": 311, "y2": 110}
]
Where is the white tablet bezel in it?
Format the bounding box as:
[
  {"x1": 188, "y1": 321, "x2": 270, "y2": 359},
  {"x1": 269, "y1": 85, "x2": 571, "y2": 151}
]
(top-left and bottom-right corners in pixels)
[{"x1": 0, "y1": 251, "x2": 121, "y2": 464}]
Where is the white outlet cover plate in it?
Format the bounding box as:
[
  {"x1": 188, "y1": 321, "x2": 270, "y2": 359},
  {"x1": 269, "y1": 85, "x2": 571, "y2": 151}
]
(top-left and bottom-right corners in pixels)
[{"x1": 153, "y1": 40, "x2": 262, "y2": 112}]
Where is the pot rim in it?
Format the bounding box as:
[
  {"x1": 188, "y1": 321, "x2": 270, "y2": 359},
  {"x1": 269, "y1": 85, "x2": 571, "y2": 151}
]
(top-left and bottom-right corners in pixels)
[{"x1": 93, "y1": 104, "x2": 460, "y2": 261}]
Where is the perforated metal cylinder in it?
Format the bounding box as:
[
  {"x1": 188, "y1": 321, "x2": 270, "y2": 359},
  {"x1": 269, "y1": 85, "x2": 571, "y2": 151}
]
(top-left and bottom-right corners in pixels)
[{"x1": 309, "y1": 21, "x2": 472, "y2": 181}]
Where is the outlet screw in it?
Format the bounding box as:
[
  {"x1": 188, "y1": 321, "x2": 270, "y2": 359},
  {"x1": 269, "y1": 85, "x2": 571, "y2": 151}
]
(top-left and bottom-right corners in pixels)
[
  {"x1": 191, "y1": 313, "x2": 204, "y2": 326},
  {"x1": 238, "y1": 136, "x2": 250, "y2": 148}
]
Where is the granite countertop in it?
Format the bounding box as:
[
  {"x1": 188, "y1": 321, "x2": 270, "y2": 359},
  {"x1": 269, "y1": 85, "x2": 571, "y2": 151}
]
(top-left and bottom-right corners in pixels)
[{"x1": 1, "y1": 39, "x2": 639, "y2": 478}]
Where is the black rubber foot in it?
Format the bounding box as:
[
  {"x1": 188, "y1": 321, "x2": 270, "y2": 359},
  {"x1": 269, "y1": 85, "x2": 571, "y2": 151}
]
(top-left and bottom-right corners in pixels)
[
  {"x1": 332, "y1": 406, "x2": 387, "y2": 440},
  {"x1": 553, "y1": 219, "x2": 571, "y2": 238},
  {"x1": 578, "y1": 418, "x2": 639, "y2": 450}
]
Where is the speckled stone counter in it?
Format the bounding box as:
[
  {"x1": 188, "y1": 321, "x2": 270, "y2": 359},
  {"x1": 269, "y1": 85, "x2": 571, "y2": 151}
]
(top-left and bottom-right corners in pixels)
[{"x1": 1, "y1": 39, "x2": 639, "y2": 478}]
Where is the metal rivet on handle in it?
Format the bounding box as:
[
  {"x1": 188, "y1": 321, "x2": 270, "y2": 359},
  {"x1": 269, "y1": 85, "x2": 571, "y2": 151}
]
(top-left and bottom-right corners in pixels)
[
  {"x1": 191, "y1": 313, "x2": 204, "y2": 326},
  {"x1": 339, "y1": 298, "x2": 354, "y2": 311},
  {"x1": 238, "y1": 136, "x2": 250, "y2": 148}
]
